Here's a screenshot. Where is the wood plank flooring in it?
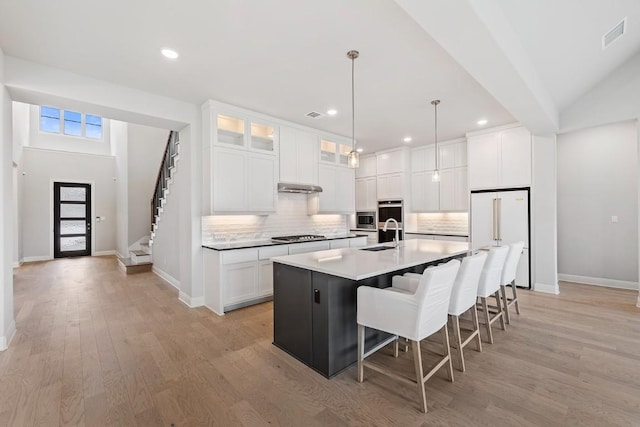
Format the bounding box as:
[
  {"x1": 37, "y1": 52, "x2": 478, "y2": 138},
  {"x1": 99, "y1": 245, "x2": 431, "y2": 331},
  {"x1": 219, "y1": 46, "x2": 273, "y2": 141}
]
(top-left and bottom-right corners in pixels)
[{"x1": 1, "y1": 256, "x2": 639, "y2": 426}]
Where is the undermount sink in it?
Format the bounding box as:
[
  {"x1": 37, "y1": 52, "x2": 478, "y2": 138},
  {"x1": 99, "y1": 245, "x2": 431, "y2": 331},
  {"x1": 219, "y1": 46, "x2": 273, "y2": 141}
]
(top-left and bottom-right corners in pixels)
[{"x1": 359, "y1": 245, "x2": 396, "y2": 252}]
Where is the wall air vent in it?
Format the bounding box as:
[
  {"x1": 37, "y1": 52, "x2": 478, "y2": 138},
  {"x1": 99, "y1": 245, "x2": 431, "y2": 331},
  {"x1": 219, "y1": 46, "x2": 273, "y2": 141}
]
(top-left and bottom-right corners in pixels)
[
  {"x1": 602, "y1": 17, "x2": 627, "y2": 50},
  {"x1": 305, "y1": 111, "x2": 323, "y2": 119}
]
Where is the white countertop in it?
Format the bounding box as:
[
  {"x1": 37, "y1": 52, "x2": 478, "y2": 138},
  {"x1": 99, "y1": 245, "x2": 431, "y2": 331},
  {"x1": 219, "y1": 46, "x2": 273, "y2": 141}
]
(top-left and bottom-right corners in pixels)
[{"x1": 272, "y1": 239, "x2": 471, "y2": 281}]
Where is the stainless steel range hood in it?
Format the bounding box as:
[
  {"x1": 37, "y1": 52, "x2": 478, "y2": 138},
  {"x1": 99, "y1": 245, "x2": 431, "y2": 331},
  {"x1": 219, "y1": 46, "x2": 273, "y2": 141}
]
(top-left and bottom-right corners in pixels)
[{"x1": 277, "y1": 182, "x2": 323, "y2": 194}]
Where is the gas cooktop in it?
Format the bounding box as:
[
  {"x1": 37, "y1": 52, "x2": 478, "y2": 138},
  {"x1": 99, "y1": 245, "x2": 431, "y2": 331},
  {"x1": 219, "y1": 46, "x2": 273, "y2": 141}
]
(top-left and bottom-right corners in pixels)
[{"x1": 271, "y1": 234, "x2": 327, "y2": 243}]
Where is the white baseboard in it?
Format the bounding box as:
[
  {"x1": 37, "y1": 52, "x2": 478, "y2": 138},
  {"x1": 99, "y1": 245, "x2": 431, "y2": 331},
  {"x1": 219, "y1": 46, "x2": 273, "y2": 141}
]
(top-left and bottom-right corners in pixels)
[
  {"x1": 179, "y1": 292, "x2": 205, "y2": 308},
  {"x1": 94, "y1": 250, "x2": 117, "y2": 257},
  {"x1": 152, "y1": 266, "x2": 180, "y2": 290},
  {"x1": 23, "y1": 255, "x2": 52, "y2": 263},
  {"x1": 0, "y1": 320, "x2": 17, "y2": 351},
  {"x1": 12, "y1": 260, "x2": 22, "y2": 268},
  {"x1": 533, "y1": 282, "x2": 560, "y2": 294},
  {"x1": 558, "y1": 274, "x2": 639, "y2": 291}
]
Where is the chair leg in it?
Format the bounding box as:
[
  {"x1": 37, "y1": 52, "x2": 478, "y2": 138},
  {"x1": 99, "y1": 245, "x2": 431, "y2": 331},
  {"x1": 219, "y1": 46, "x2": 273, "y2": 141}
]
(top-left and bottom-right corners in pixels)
[
  {"x1": 501, "y1": 284, "x2": 511, "y2": 325},
  {"x1": 495, "y1": 291, "x2": 506, "y2": 331},
  {"x1": 481, "y1": 297, "x2": 493, "y2": 344},
  {"x1": 471, "y1": 304, "x2": 483, "y2": 353},
  {"x1": 411, "y1": 339, "x2": 428, "y2": 413},
  {"x1": 450, "y1": 315, "x2": 465, "y2": 372},
  {"x1": 442, "y1": 325, "x2": 454, "y2": 383},
  {"x1": 357, "y1": 324, "x2": 365, "y2": 382},
  {"x1": 512, "y1": 280, "x2": 521, "y2": 315}
]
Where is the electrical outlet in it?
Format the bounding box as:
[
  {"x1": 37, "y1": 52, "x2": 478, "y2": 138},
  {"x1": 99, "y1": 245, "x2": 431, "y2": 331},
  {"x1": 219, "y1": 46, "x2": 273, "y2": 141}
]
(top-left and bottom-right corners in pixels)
[{"x1": 611, "y1": 216, "x2": 618, "y2": 223}]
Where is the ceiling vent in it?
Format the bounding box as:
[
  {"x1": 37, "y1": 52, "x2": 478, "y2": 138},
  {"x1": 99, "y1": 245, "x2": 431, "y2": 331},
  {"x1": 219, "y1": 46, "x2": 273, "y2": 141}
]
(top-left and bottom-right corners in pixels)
[
  {"x1": 305, "y1": 111, "x2": 323, "y2": 119},
  {"x1": 602, "y1": 17, "x2": 627, "y2": 50}
]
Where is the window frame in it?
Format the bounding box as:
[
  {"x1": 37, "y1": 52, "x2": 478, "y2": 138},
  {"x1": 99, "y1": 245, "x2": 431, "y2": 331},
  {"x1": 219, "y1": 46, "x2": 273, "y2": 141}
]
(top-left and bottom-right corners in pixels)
[{"x1": 39, "y1": 106, "x2": 104, "y2": 141}]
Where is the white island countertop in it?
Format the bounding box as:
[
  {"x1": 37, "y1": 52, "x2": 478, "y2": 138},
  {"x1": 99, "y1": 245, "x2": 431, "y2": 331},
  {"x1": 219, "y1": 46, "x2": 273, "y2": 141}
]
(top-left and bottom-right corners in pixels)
[{"x1": 271, "y1": 239, "x2": 471, "y2": 281}]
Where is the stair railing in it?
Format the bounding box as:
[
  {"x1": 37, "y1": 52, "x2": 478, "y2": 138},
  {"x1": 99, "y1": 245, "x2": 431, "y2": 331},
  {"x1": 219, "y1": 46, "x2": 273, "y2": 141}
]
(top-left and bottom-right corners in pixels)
[{"x1": 150, "y1": 131, "x2": 180, "y2": 231}]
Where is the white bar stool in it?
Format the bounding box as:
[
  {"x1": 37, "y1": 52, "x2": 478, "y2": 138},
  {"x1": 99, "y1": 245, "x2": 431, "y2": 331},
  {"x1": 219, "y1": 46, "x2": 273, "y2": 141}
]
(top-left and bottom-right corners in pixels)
[
  {"x1": 476, "y1": 246, "x2": 509, "y2": 344},
  {"x1": 356, "y1": 259, "x2": 460, "y2": 413},
  {"x1": 500, "y1": 241, "x2": 525, "y2": 325}
]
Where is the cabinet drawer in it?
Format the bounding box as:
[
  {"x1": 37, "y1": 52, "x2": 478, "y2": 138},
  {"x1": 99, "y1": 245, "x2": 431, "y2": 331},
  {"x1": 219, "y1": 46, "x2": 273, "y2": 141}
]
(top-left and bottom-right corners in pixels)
[
  {"x1": 329, "y1": 239, "x2": 350, "y2": 249},
  {"x1": 288, "y1": 241, "x2": 331, "y2": 255},
  {"x1": 259, "y1": 245, "x2": 289, "y2": 260},
  {"x1": 221, "y1": 248, "x2": 259, "y2": 264}
]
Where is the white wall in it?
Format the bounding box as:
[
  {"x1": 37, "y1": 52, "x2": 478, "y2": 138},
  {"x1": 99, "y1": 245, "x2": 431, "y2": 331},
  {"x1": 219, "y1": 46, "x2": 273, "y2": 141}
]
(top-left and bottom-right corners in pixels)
[
  {"x1": 0, "y1": 48, "x2": 16, "y2": 350},
  {"x1": 532, "y1": 134, "x2": 559, "y2": 294},
  {"x1": 557, "y1": 120, "x2": 638, "y2": 288},
  {"x1": 110, "y1": 120, "x2": 128, "y2": 258},
  {"x1": 151, "y1": 165, "x2": 181, "y2": 287},
  {"x1": 127, "y1": 124, "x2": 168, "y2": 246},
  {"x1": 22, "y1": 148, "x2": 117, "y2": 259}
]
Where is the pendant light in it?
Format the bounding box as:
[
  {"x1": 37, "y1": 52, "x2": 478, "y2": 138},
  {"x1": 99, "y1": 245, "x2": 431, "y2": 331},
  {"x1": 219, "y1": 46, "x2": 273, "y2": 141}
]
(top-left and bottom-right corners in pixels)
[
  {"x1": 431, "y1": 99, "x2": 441, "y2": 182},
  {"x1": 347, "y1": 50, "x2": 360, "y2": 169}
]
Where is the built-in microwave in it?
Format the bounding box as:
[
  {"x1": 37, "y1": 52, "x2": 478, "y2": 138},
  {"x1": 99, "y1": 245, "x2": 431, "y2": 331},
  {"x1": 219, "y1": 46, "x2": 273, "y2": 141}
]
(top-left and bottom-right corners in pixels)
[{"x1": 356, "y1": 211, "x2": 376, "y2": 230}]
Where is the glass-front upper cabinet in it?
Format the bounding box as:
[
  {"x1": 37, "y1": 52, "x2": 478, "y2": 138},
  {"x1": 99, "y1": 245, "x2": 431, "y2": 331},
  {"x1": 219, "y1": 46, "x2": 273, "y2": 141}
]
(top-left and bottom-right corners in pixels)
[
  {"x1": 217, "y1": 114, "x2": 245, "y2": 147},
  {"x1": 215, "y1": 112, "x2": 277, "y2": 154},
  {"x1": 250, "y1": 122, "x2": 275, "y2": 152},
  {"x1": 321, "y1": 138, "x2": 352, "y2": 165}
]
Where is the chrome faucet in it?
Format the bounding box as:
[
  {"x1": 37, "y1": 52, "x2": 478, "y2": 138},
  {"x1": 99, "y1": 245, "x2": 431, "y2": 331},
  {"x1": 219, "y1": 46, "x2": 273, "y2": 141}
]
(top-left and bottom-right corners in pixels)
[{"x1": 383, "y1": 218, "x2": 400, "y2": 248}]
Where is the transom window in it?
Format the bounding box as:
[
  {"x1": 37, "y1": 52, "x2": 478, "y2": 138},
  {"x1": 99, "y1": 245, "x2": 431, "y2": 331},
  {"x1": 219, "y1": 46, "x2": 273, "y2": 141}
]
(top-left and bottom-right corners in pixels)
[{"x1": 40, "y1": 106, "x2": 103, "y2": 140}]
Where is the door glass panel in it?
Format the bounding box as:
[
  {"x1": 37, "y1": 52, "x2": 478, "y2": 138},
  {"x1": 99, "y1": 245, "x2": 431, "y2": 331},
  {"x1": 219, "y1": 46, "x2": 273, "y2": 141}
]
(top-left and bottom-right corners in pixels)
[
  {"x1": 250, "y1": 122, "x2": 274, "y2": 152},
  {"x1": 217, "y1": 114, "x2": 245, "y2": 147},
  {"x1": 60, "y1": 220, "x2": 86, "y2": 235},
  {"x1": 60, "y1": 236, "x2": 86, "y2": 251},
  {"x1": 60, "y1": 187, "x2": 86, "y2": 202},
  {"x1": 320, "y1": 139, "x2": 336, "y2": 163},
  {"x1": 60, "y1": 203, "x2": 86, "y2": 218}
]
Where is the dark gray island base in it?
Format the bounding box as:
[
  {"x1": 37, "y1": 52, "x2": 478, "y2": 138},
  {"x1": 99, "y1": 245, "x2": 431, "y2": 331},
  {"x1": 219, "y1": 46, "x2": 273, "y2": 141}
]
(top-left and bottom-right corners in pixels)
[{"x1": 272, "y1": 255, "x2": 463, "y2": 378}]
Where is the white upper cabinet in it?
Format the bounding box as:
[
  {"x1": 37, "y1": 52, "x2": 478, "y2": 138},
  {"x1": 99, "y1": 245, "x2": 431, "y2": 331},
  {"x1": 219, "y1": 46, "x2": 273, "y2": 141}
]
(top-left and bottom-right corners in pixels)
[
  {"x1": 279, "y1": 126, "x2": 318, "y2": 185},
  {"x1": 467, "y1": 125, "x2": 531, "y2": 190},
  {"x1": 355, "y1": 155, "x2": 377, "y2": 178},
  {"x1": 377, "y1": 148, "x2": 408, "y2": 175},
  {"x1": 320, "y1": 137, "x2": 353, "y2": 166},
  {"x1": 355, "y1": 177, "x2": 377, "y2": 211},
  {"x1": 309, "y1": 164, "x2": 355, "y2": 214},
  {"x1": 438, "y1": 140, "x2": 467, "y2": 169},
  {"x1": 215, "y1": 112, "x2": 277, "y2": 154},
  {"x1": 411, "y1": 146, "x2": 436, "y2": 173}
]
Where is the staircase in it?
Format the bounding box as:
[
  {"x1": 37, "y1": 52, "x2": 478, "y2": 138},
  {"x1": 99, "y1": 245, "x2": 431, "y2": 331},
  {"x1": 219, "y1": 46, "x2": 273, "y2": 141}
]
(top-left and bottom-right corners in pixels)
[{"x1": 118, "y1": 131, "x2": 180, "y2": 274}]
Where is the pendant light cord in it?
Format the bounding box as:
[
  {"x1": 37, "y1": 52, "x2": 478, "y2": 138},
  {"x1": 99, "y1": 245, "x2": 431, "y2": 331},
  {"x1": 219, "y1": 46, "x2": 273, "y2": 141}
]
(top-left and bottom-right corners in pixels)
[{"x1": 351, "y1": 54, "x2": 355, "y2": 151}]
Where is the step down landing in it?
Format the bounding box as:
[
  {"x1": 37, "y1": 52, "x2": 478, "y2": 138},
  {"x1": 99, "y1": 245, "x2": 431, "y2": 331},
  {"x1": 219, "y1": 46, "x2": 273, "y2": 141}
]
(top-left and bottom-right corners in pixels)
[
  {"x1": 131, "y1": 250, "x2": 151, "y2": 263},
  {"x1": 118, "y1": 257, "x2": 153, "y2": 274}
]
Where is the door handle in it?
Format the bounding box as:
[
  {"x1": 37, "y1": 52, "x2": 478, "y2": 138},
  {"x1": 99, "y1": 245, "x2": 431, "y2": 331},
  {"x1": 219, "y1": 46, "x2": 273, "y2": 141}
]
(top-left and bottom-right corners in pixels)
[
  {"x1": 496, "y1": 198, "x2": 502, "y2": 242},
  {"x1": 314, "y1": 289, "x2": 320, "y2": 304},
  {"x1": 492, "y1": 198, "x2": 497, "y2": 241}
]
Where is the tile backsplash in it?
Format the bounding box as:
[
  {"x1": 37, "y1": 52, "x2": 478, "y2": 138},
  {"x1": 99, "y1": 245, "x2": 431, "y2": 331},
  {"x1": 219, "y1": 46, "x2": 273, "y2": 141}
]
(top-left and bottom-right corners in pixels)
[
  {"x1": 202, "y1": 193, "x2": 348, "y2": 244},
  {"x1": 415, "y1": 212, "x2": 469, "y2": 235}
]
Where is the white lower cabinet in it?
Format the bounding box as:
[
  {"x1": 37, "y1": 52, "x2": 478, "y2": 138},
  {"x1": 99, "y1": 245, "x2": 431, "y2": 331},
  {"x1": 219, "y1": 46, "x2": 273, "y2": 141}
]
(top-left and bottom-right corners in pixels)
[
  {"x1": 330, "y1": 239, "x2": 350, "y2": 249},
  {"x1": 258, "y1": 260, "x2": 274, "y2": 296},
  {"x1": 349, "y1": 236, "x2": 367, "y2": 247},
  {"x1": 223, "y1": 262, "x2": 259, "y2": 307}
]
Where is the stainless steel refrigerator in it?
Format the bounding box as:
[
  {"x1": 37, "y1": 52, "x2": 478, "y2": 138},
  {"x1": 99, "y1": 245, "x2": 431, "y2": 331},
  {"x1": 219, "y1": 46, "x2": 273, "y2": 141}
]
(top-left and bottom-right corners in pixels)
[{"x1": 470, "y1": 188, "x2": 530, "y2": 288}]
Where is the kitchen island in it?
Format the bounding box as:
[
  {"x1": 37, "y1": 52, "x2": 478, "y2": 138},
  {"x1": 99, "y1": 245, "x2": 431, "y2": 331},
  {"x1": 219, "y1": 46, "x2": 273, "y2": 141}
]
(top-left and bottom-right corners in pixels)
[{"x1": 272, "y1": 239, "x2": 470, "y2": 378}]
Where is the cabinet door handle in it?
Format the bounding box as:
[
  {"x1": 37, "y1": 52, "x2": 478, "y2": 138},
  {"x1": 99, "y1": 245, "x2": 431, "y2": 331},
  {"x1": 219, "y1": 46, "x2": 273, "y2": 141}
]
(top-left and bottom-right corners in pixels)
[{"x1": 314, "y1": 289, "x2": 320, "y2": 304}]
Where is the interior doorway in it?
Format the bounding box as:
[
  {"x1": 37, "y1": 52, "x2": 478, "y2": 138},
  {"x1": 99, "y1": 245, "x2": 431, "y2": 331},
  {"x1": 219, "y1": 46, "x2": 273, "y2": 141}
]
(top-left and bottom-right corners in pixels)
[{"x1": 53, "y1": 182, "x2": 92, "y2": 258}]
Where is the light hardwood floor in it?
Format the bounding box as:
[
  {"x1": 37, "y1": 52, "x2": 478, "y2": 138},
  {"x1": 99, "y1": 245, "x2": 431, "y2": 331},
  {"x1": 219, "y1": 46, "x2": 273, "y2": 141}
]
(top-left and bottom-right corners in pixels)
[{"x1": 1, "y1": 256, "x2": 639, "y2": 426}]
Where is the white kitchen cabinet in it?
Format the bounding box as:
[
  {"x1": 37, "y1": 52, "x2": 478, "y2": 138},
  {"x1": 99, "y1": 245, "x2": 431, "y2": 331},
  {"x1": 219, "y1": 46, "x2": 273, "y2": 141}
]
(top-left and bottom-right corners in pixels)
[
  {"x1": 349, "y1": 236, "x2": 368, "y2": 247},
  {"x1": 468, "y1": 126, "x2": 531, "y2": 190},
  {"x1": 288, "y1": 241, "x2": 331, "y2": 254},
  {"x1": 377, "y1": 148, "x2": 409, "y2": 175},
  {"x1": 279, "y1": 126, "x2": 318, "y2": 185},
  {"x1": 439, "y1": 167, "x2": 468, "y2": 211},
  {"x1": 330, "y1": 239, "x2": 350, "y2": 249},
  {"x1": 355, "y1": 177, "x2": 377, "y2": 211},
  {"x1": 213, "y1": 110, "x2": 277, "y2": 154},
  {"x1": 377, "y1": 173, "x2": 404, "y2": 200},
  {"x1": 320, "y1": 137, "x2": 353, "y2": 166},
  {"x1": 258, "y1": 260, "x2": 274, "y2": 296},
  {"x1": 411, "y1": 171, "x2": 439, "y2": 212},
  {"x1": 439, "y1": 140, "x2": 467, "y2": 169},
  {"x1": 433, "y1": 235, "x2": 468, "y2": 242},
  {"x1": 355, "y1": 155, "x2": 377, "y2": 178},
  {"x1": 212, "y1": 147, "x2": 276, "y2": 214},
  {"x1": 223, "y1": 261, "x2": 259, "y2": 307},
  {"x1": 405, "y1": 234, "x2": 433, "y2": 240},
  {"x1": 411, "y1": 146, "x2": 436, "y2": 173},
  {"x1": 310, "y1": 164, "x2": 355, "y2": 214}
]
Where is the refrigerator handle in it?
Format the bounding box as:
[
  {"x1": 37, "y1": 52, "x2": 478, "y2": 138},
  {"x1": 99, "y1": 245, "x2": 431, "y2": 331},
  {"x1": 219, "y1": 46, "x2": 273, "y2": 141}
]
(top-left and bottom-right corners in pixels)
[
  {"x1": 492, "y1": 198, "x2": 497, "y2": 241},
  {"x1": 496, "y1": 198, "x2": 502, "y2": 242}
]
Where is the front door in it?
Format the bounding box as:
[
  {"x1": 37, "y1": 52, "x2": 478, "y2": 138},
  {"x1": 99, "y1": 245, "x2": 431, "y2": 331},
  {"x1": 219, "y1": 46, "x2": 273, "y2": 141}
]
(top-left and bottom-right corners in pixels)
[{"x1": 54, "y1": 182, "x2": 91, "y2": 258}]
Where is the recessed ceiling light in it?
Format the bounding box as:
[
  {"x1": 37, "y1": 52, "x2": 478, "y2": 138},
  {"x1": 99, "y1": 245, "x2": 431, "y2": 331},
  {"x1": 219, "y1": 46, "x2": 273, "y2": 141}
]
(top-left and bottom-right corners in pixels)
[
  {"x1": 477, "y1": 119, "x2": 488, "y2": 126},
  {"x1": 356, "y1": 148, "x2": 363, "y2": 153},
  {"x1": 161, "y1": 48, "x2": 179, "y2": 59},
  {"x1": 327, "y1": 109, "x2": 337, "y2": 116},
  {"x1": 403, "y1": 136, "x2": 412, "y2": 143}
]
